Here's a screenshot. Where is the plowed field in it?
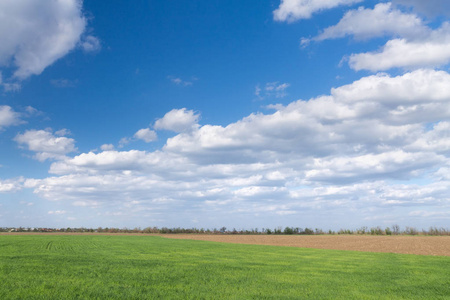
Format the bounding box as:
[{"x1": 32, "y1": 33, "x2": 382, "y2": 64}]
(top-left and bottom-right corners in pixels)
[{"x1": 163, "y1": 234, "x2": 450, "y2": 256}]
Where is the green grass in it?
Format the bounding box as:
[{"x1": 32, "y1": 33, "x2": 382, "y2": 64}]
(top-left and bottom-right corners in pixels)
[{"x1": 0, "y1": 235, "x2": 449, "y2": 299}]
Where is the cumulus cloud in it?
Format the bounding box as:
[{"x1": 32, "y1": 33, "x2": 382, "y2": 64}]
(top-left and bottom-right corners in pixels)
[
  {"x1": 14, "y1": 129, "x2": 77, "y2": 161},
  {"x1": 17, "y1": 69, "x2": 450, "y2": 226},
  {"x1": 273, "y1": 0, "x2": 362, "y2": 22},
  {"x1": 0, "y1": 105, "x2": 22, "y2": 130},
  {"x1": 0, "y1": 177, "x2": 24, "y2": 193},
  {"x1": 302, "y1": 2, "x2": 450, "y2": 72},
  {"x1": 0, "y1": 0, "x2": 87, "y2": 80},
  {"x1": 154, "y1": 108, "x2": 200, "y2": 133},
  {"x1": 348, "y1": 24, "x2": 450, "y2": 71},
  {"x1": 312, "y1": 3, "x2": 428, "y2": 41},
  {"x1": 134, "y1": 128, "x2": 157, "y2": 143}
]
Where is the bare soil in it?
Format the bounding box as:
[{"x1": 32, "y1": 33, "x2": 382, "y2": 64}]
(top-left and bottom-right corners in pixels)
[{"x1": 162, "y1": 234, "x2": 450, "y2": 256}]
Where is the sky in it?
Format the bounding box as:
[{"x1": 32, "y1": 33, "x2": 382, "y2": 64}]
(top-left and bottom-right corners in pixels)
[{"x1": 1, "y1": 0, "x2": 449, "y2": 230}]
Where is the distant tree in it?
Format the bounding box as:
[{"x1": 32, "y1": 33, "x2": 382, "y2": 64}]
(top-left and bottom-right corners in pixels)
[
  {"x1": 405, "y1": 226, "x2": 418, "y2": 235},
  {"x1": 283, "y1": 227, "x2": 294, "y2": 234},
  {"x1": 391, "y1": 224, "x2": 400, "y2": 235},
  {"x1": 304, "y1": 228, "x2": 314, "y2": 235}
]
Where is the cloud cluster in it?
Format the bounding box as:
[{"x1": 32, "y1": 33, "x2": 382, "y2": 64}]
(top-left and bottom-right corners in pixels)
[
  {"x1": 14, "y1": 129, "x2": 77, "y2": 161},
  {"x1": 0, "y1": 177, "x2": 24, "y2": 193},
  {"x1": 2, "y1": 1, "x2": 449, "y2": 228},
  {"x1": 300, "y1": 2, "x2": 450, "y2": 72},
  {"x1": 21, "y1": 69, "x2": 450, "y2": 224}
]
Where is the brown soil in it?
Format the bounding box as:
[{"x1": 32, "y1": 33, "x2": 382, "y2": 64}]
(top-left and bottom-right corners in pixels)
[{"x1": 162, "y1": 234, "x2": 450, "y2": 256}]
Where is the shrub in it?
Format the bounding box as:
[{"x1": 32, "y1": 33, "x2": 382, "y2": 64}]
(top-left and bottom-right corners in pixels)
[
  {"x1": 391, "y1": 224, "x2": 400, "y2": 235},
  {"x1": 404, "y1": 226, "x2": 418, "y2": 235},
  {"x1": 304, "y1": 228, "x2": 314, "y2": 235},
  {"x1": 283, "y1": 227, "x2": 294, "y2": 234}
]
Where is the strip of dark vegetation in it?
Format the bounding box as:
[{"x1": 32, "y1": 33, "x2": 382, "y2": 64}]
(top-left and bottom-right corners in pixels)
[{"x1": 2, "y1": 225, "x2": 449, "y2": 236}]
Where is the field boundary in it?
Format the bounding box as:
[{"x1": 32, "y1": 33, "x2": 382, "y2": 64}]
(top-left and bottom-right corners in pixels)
[
  {"x1": 161, "y1": 234, "x2": 450, "y2": 256},
  {"x1": 2, "y1": 232, "x2": 449, "y2": 256}
]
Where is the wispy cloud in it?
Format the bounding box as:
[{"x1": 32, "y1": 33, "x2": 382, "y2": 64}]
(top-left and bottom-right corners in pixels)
[
  {"x1": 273, "y1": 0, "x2": 362, "y2": 22},
  {"x1": 168, "y1": 76, "x2": 197, "y2": 86},
  {"x1": 80, "y1": 35, "x2": 101, "y2": 53},
  {"x1": 255, "y1": 82, "x2": 290, "y2": 99},
  {"x1": 50, "y1": 79, "x2": 78, "y2": 88}
]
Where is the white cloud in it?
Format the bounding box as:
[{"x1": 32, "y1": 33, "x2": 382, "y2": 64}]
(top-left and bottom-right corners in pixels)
[
  {"x1": 0, "y1": 0, "x2": 87, "y2": 80},
  {"x1": 256, "y1": 82, "x2": 290, "y2": 99},
  {"x1": 313, "y1": 3, "x2": 428, "y2": 41},
  {"x1": 168, "y1": 76, "x2": 197, "y2": 86},
  {"x1": 348, "y1": 28, "x2": 450, "y2": 71},
  {"x1": 305, "y1": 150, "x2": 444, "y2": 183},
  {"x1": 100, "y1": 144, "x2": 115, "y2": 151},
  {"x1": 14, "y1": 129, "x2": 77, "y2": 161},
  {"x1": 134, "y1": 128, "x2": 157, "y2": 143},
  {"x1": 407, "y1": 122, "x2": 450, "y2": 154},
  {"x1": 154, "y1": 108, "x2": 200, "y2": 133},
  {"x1": 48, "y1": 150, "x2": 189, "y2": 175},
  {"x1": 118, "y1": 137, "x2": 131, "y2": 148},
  {"x1": 273, "y1": 0, "x2": 362, "y2": 22},
  {"x1": 0, "y1": 177, "x2": 24, "y2": 193},
  {"x1": 302, "y1": 2, "x2": 450, "y2": 72},
  {"x1": 0, "y1": 105, "x2": 22, "y2": 130},
  {"x1": 24, "y1": 106, "x2": 42, "y2": 117},
  {"x1": 80, "y1": 35, "x2": 101, "y2": 53},
  {"x1": 48, "y1": 210, "x2": 66, "y2": 215},
  {"x1": 338, "y1": 12, "x2": 450, "y2": 72}
]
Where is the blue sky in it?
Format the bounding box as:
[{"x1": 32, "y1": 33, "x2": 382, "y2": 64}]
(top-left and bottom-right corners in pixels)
[{"x1": 1, "y1": 0, "x2": 450, "y2": 230}]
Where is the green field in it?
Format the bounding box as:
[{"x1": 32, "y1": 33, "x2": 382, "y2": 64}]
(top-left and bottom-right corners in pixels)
[{"x1": 0, "y1": 235, "x2": 449, "y2": 299}]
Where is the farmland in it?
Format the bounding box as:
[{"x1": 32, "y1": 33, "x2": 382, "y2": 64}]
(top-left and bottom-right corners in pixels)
[
  {"x1": 0, "y1": 235, "x2": 449, "y2": 299},
  {"x1": 163, "y1": 234, "x2": 450, "y2": 256}
]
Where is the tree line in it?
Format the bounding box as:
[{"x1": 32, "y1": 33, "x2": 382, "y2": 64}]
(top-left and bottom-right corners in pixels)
[{"x1": 1, "y1": 225, "x2": 449, "y2": 236}]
